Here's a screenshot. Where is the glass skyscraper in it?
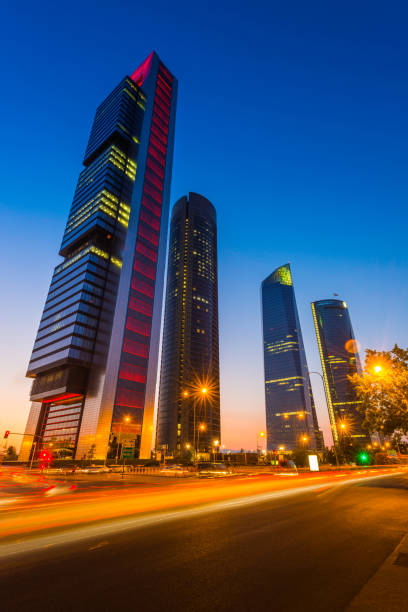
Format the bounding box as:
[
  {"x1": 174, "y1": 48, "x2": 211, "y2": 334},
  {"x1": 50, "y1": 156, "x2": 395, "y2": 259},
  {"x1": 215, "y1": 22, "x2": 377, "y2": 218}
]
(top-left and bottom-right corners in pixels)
[
  {"x1": 156, "y1": 193, "x2": 220, "y2": 454},
  {"x1": 311, "y1": 299, "x2": 367, "y2": 444},
  {"x1": 20, "y1": 52, "x2": 177, "y2": 462},
  {"x1": 261, "y1": 264, "x2": 319, "y2": 451}
]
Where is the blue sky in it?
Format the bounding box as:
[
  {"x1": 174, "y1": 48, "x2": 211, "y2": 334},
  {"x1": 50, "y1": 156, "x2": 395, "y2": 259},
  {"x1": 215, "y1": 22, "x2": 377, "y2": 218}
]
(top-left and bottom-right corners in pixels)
[{"x1": 1, "y1": 0, "x2": 407, "y2": 448}]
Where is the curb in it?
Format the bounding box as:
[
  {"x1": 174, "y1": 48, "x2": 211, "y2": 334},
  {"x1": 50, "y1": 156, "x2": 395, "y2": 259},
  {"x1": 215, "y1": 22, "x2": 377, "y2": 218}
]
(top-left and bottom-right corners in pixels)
[{"x1": 347, "y1": 531, "x2": 408, "y2": 611}]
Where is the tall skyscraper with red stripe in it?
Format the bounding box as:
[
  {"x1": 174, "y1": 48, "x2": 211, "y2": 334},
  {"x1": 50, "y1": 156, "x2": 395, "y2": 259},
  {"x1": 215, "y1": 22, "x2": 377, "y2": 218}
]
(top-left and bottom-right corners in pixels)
[{"x1": 21, "y1": 52, "x2": 177, "y2": 462}]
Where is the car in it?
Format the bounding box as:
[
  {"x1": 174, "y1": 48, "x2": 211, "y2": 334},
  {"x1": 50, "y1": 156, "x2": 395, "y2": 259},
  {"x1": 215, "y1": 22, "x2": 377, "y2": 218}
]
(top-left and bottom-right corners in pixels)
[
  {"x1": 197, "y1": 462, "x2": 233, "y2": 477},
  {"x1": 159, "y1": 465, "x2": 188, "y2": 476},
  {"x1": 80, "y1": 465, "x2": 112, "y2": 473},
  {"x1": 107, "y1": 464, "x2": 134, "y2": 473}
]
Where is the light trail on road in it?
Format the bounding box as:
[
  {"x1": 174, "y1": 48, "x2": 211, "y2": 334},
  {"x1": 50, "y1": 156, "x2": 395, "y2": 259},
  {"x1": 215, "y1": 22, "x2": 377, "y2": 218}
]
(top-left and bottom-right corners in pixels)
[
  {"x1": 0, "y1": 467, "x2": 404, "y2": 558},
  {"x1": 0, "y1": 469, "x2": 403, "y2": 561}
]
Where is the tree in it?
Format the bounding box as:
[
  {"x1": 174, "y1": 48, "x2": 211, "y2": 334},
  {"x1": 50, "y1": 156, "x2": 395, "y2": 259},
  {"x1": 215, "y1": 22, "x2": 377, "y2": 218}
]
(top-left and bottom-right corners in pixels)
[
  {"x1": 6, "y1": 445, "x2": 18, "y2": 460},
  {"x1": 349, "y1": 345, "x2": 408, "y2": 445},
  {"x1": 290, "y1": 446, "x2": 309, "y2": 467}
]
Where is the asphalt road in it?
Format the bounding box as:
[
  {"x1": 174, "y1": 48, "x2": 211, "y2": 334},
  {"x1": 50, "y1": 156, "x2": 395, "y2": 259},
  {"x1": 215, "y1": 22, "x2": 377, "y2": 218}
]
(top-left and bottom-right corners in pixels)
[{"x1": 2, "y1": 471, "x2": 408, "y2": 612}]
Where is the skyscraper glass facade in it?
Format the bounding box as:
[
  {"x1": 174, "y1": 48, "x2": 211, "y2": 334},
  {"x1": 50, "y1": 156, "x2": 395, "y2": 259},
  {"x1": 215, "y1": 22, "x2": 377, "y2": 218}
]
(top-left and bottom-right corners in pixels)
[
  {"x1": 311, "y1": 299, "x2": 367, "y2": 444},
  {"x1": 157, "y1": 193, "x2": 220, "y2": 454},
  {"x1": 21, "y1": 52, "x2": 177, "y2": 462},
  {"x1": 261, "y1": 264, "x2": 318, "y2": 451}
]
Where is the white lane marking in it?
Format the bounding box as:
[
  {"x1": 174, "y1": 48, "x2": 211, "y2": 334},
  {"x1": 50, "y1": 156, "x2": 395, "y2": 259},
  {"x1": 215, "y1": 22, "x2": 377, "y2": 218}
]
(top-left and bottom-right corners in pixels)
[{"x1": 0, "y1": 471, "x2": 403, "y2": 560}]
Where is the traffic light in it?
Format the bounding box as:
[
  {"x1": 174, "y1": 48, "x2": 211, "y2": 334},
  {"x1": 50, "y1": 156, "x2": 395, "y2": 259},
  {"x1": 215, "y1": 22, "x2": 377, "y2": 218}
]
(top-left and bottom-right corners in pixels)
[
  {"x1": 3, "y1": 430, "x2": 10, "y2": 439},
  {"x1": 357, "y1": 452, "x2": 369, "y2": 465},
  {"x1": 39, "y1": 450, "x2": 53, "y2": 464}
]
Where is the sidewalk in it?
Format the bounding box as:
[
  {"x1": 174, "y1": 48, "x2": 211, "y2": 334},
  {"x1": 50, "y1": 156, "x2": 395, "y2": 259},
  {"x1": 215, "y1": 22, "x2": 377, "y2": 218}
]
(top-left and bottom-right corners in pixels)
[{"x1": 347, "y1": 531, "x2": 408, "y2": 611}]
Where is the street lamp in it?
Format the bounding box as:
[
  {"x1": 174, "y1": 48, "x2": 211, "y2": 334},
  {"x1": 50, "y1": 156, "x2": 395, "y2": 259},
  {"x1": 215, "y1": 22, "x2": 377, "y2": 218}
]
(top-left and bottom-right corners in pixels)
[
  {"x1": 115, "y1": 416, "x2": 131, "y2": 462},
  {"x1": 309, "y1": 370, "x2": 340, "y2": 466},
  {"x1": 257, "y1": 431, "x2": 265, "y2": 454}
]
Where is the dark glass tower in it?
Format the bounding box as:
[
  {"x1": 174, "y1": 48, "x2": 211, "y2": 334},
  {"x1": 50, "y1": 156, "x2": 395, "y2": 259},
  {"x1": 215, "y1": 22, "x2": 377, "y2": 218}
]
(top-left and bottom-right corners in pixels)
[
  {"x1": 261, "y1": 264, "x2": 319, "y2": 451},
  {"x1": 21, "y1": 52, "x2": 177, "y2": 462},
  {"x1": 157, "y1": 193, "x2": 220, "y2": 454},
  {"x1": 311, "y1": 299, "x2": 367, "y2": 444}
]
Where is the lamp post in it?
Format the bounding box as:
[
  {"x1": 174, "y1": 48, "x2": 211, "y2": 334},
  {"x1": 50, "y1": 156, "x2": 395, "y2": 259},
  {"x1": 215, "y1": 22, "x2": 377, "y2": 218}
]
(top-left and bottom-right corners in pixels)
[
  {"x1": 256, "y1": 431, "x2": 265, "y2": 463},
  {"x1": 183, "y1": 386, "x2": 209, "y2": 463},
  {"x1": 308, "y1": 370, "x2": 340, "y2": 466},
  {"x1": 212, "y1": 439, "x2": 220, "y2": 462},
  {"x1": 115, "y1": 416, "x2": 131, "y2": 464}
]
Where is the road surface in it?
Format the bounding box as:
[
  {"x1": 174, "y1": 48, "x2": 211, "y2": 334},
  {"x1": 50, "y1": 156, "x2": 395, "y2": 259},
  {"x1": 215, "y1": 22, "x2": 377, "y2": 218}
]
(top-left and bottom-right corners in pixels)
[{"x1": 1, "y1": 468, "x2": 408, "y2": 610}]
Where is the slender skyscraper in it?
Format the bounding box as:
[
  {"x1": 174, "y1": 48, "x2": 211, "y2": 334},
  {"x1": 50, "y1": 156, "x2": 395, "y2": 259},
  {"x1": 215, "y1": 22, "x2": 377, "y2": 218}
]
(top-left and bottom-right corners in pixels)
[
  {"x1": 157, "y1": 193, "x2": 220, "y2": 454},
  {"x1": 21, "y1": 52, "x2": 177, "y2": 462},
  {"x1": 311, "y1": 299, "x2": 367, "y2": 444},
  {"x1": 261, "y1": 264, "x2": 319, "y2": 451}
]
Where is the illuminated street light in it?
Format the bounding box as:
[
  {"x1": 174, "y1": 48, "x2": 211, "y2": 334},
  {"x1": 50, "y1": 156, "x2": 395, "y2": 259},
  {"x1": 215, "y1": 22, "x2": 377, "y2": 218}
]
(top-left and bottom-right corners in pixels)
[
  {"x1": 201, "y1": 387, "x2": 207, "y2": 394},
  {"x1": 279, "y1": 445, "x2": 285, "y2": 451},
  {"x1": 298, "y1": 412, "x2": 304, "y2": 420},
  {"x1": 185, "y1": 443, "x2": 191, "y2": 450},
  {"x1": 183, "y1": 391, "x2": 189, "y2": 397},
  {"x1": 199, "y1": 423, "x2": 206, "y2": 431}
]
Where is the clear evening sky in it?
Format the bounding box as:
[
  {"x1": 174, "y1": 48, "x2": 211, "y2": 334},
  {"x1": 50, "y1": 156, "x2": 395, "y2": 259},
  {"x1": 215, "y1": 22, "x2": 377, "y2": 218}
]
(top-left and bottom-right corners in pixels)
[{"x1": 1, "y1": 1, "x2": 407, "y2": 450}]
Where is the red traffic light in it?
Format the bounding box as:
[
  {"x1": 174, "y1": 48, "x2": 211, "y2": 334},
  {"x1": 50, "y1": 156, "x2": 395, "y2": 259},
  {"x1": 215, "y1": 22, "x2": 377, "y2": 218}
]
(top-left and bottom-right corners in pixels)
[
  {"x1": 3, "y1": 430, "x2": 10, "y2": 439},
  {"x1": 39, "y1": 450, "x2": 53, "y2": 463}
]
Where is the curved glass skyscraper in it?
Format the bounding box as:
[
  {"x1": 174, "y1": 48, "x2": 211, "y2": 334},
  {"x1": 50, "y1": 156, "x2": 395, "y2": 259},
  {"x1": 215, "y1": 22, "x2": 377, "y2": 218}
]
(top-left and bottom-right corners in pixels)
[
  {"x1": 261, "y1": 264, "x2": 320, "y2": 451},
  {"x1": 311, "y1": 299, "x2": 367, "y2": 444},
  {"x1": 157, "y1": 193, "x2": 220, "y2": 454}
]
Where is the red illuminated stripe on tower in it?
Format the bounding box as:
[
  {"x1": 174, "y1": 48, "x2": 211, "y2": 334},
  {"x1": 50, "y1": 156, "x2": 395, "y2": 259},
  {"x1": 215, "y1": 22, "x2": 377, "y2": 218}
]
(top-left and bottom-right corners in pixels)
[
  {"x1": 157, "y1": 73, "x2": 171, "y2": 92},
  {"x1": 145, "y1": 169, "x2": 163, "y2": 192},
  {"x1": 131, "y1": 277, "x2": 154, "y2": 297},
  {"x1": 133, "y1": 258, "x2": 156, "y2": 281},
  {"x1": 42, "y1": 393, "x2": 82, "y2": 404},
  {"x1": 119, "y1": 363, "x2": 147, "y2": 383},
  {"x1": 150, "y1": 134, "x2": 167, "y2": 154},
  {"x1": 130, "y1": 51, "x2": 154, "y2": 86},
  {"x1": 126, "y1": 315, "x2": 151, "y2": 336},
  {"x1": 155, "y1": 91, "x2": 170, "y2": 111},
  {"x1": 142, "y1": 195, "x2": 161, "y2": 217},
  {"x1": 129, "y1": 296, "x2": 153, "y2": 316},
  {"x1": 136, "y1": 241, "x2": 157, "y2": 262},
  {"x1": 116, "y1": 387, "x2": 145, "y2": 408},
  {"x1": 147, "y1": 157, "x2": 164, "y2": 179},
  {"x1": 143, "y1": 183, "x2": 162, "y2": 205},
  {"x1": 152, "y1": 115, "x2": 169, "y2": 135},
  {"x1": 114, "y1": 63, "x2": 173, "y2": 418},
  {"x1": 148, "y1": 145, "x2": 165, "y2": 166},
  {"x1": 153, "y1": 104, "x2": 169, "y2": 125},
  {"x1": 123, "y1": 338, "x2": 149, "y2": 358},
  {"x1": 140, "y1": 208, "x2": 161, "y2": 231},
  {"x1": 138, "y1": 223, "x2": 159, "y2": 246},
  {"x1": 151, "y1": 123, "x2": 168, "y2": 145},
  {"x1": 159, "y1": 64, "x2": 173, "y2": 82}
]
